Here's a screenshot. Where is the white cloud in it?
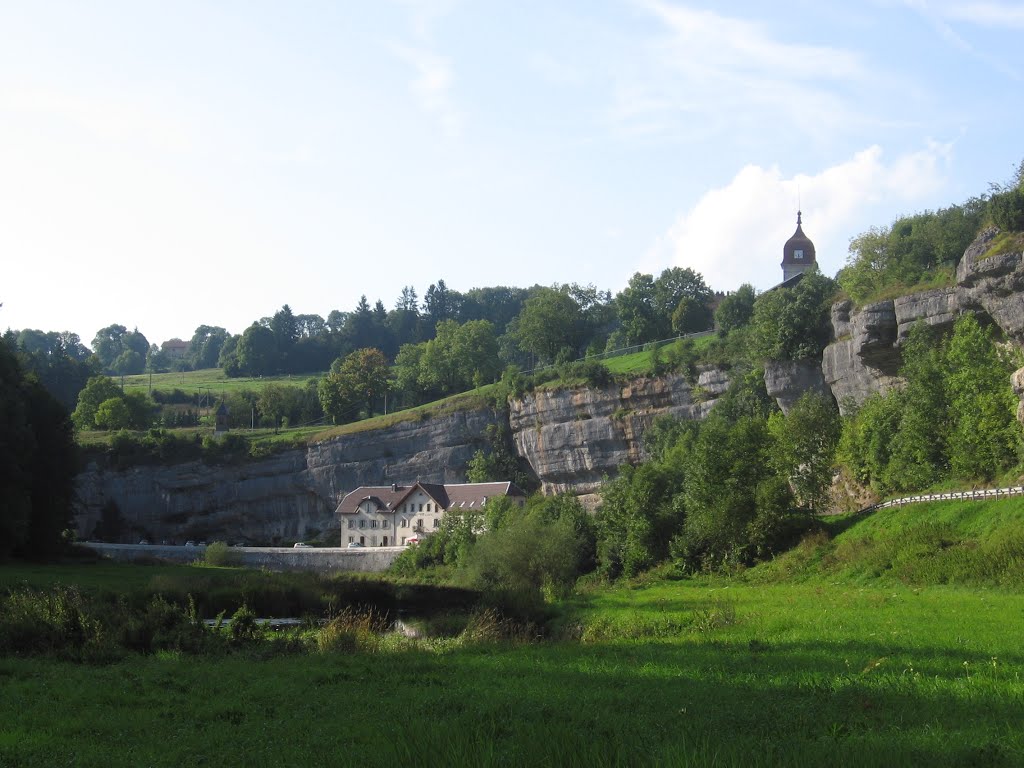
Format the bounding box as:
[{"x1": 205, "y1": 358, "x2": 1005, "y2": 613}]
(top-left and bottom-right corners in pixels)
[
  {"x1": 901, "y1": 1, "x2": 1022, "y2": 77},
  {"x1": 941, "y1": 1, "x2": 1024, "y2": 28},
  {"x1": 648, "y1": 144, "x2": 953, "y2": 292},
  {"x1": 390, "y1": 42, "x2": 463, "y2": 137},
  {"x1": 388, "y1": 0, "x2": 463, "y2": 137},
  {"x1": 642, "y1": 1, "x2": 863, "y2": 79},
  {"x1": 393, "y1": 0, "x2": 459, "y2": 41},
  {"x1": 616, "y1": 2, "x2": 871, "y2": 141}
]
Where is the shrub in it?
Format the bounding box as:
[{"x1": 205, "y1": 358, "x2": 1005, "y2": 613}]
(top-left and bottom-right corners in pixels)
[
  {"x1": 316, "y1": 607, "x2": 389, "y2": 653},
  {"x1": 989, "y1": 187, "x2": 1024, "y2": 232},
  {"x1": 0, "y1": 587, "x2": 107, "y2": 659},
  {"x1": 227, "y1": 604, "x2": 261, "y2": 646},
  {"x1": 119, "y1": 595, "x2": 211, "y2": 654},
  {"x1": 202, "y1": 541, "x2": 237, "y2": 567}
]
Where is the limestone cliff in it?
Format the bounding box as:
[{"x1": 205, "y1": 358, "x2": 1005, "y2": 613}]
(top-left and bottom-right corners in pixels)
[
  {"x1": 821, "y1": 227, "x2": 1024, "y2": 413},
  {"x1": 763, "y1": 360, "x2": 829, "y2": 415},
  {"x1": 507, "y1": 368, "x2": 727, "y2": 497},
  {"x1": 74, "y1": 408, "x2": 501, "y2": 545},
  {"x1": 74, "y1": 369, "x2": 729, "y2": 541}
]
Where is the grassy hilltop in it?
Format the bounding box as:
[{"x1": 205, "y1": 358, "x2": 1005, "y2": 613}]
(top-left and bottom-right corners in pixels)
[{"x1": 3, "y1": 497, "x2": 1024, "y2": 767}]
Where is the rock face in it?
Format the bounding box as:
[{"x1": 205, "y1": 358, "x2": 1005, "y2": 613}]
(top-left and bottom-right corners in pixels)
[
  {"x1": 74, "y1": 407, "x2": 501, "y2": 544},
  {"x1": 764, "y1": 359, "x2": 830, "y2": 414},
  {"x1": 1011, "y1": 367, "x2": 1024, "y2": 425},
  {"x1": 956, "y1": 227, "x2": 1024, "y2": 340},
  {"x1": 822, "y1": 227, "x2": 1024, "y2": 413},
  {"x1": 508, "y1": 370, "x2": 727, "y2": 496},
  {"x1": 76, "y1": 370, "x2": 729, "y2": 540}
]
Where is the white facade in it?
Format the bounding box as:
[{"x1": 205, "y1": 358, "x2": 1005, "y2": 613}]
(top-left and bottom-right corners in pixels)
[{"x1": 338, "y1": 482, "x2": 526, "y2": 547}]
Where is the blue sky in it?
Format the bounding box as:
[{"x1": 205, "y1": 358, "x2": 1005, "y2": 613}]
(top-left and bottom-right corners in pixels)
[{"x1": 3, "y1": 0, "x2": 1023, "y2": 347}]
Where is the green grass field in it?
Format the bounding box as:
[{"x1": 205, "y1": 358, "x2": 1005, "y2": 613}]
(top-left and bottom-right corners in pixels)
[
  {"x1": 117, "y1": 368, "x2": 324, "y2": 397},
  {"x1": 602, "y1": 334, "x2": 716, "y2": 375},
  {"x1": 4, "y1": 498, "x2": 1024, "y2": 766}
]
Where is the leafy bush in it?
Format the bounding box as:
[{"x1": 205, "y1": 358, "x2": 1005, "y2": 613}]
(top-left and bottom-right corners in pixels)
[
  {"x1": 202, "y1": 541, "x2": 237, "y2": 567},
  {"x1": 989, "y1": 187, "x2": 1024, "y2": 232},
  {"x1": 119, "y1": 595, "x2": 210, "y2": 654},
  {"x1": 751, "y1": 269, "x2": 838, "y2": 361},
  {"x1": 839, "y1": 316, "x2": 1019, "y2": 494},
  {"x1": 0, "y1": 587, "x2": 105, "y2": 658},
  {"x1": 227, "y1": 604, "x2": 261, "y2": 646},
  {"x1": 838, "y1": 199, "x2": 986, "y2": 304}
]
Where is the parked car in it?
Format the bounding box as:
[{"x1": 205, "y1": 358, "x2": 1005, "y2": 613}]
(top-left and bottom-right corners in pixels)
[
  {"x1": 347, "y1": 541, "x2": 364, "y2": 548},
  {"x1": 138, "y1": 539, "x2": 149, "y2": 545},
  {"x1": 406, "y1": 537, "x2": 420, "y2": 545},
  {"x1": 293, "y1": 542, "x2": 311, "y2": 548},
  {"x1": 184, "y1": 541, "x2": 196, "y2": 547}
]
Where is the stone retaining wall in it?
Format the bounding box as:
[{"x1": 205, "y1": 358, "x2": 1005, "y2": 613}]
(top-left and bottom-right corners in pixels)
[{"x1": 79, "y1": 543, "x2": 402, "y2": 573}]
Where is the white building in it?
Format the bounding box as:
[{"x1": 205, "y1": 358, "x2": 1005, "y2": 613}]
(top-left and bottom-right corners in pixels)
[{"x1": 335, "y1": 481, "x2": 527, "y2": 547}]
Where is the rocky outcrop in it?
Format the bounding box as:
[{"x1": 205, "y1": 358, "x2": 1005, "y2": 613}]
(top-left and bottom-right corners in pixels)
[
  {"x1": 822, "y1": 228, "x2": 1024, "y2": 413},
  {"x1": 893, "y1": 288, "x2": 960, "y2": 343},
  {"x1": 508, "y1": 370, "x2": 727, "y2": 497},
  {"x1": 1012, "y1": 368, "x2": 1024, "y2": 425},
  {"x1": 74, "y1": 407, "x2": 500, "y2": 545},
  {"x1": 956, "y1": 227, "x2": 1024, "y2": 340},
  {"x1": 76, "y1": 370, "x2": 730, "y2": 540},
  {"x1": 764, "y1": 359, "x2": 830, "y2": 414},
  {"x1": 822, "y1": 338, "x2": 901, "y2": 413}
]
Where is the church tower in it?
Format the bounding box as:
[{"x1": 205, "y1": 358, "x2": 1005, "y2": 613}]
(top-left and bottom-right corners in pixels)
[{"x1": 781, "y1": 211, "x2": 816, "y2": 282}]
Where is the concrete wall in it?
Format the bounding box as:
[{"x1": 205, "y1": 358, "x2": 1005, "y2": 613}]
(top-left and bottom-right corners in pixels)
[{"x1": 79, "y1": 543, "x2": 403, "y2": 573}]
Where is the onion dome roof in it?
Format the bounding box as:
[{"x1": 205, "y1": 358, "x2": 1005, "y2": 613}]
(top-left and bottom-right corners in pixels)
[{"x1": 782, "y1": 211, "x2": 816, "y2": 265}]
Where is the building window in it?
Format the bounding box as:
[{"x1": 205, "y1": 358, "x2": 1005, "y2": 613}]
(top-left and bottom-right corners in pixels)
[
  {"x1": 400, "y1": 518, "x2": 407, "y2": 528},
  {"x1": 348, "y1": 536, "x2": 353, "y2": 543},
  {"x1": 417, "y1": 518, "x2": 424, "y2": 530},
  {"x1": 433, "y1": 518, "x2": 440, "y2": 529},
  {"x1": 347, "y1": 520, "x2": 354, "y2": 529},
  {"x1": 426, "y1": 503, "x2": 431, "y2": 512},
  {"x1": 371, "y1": 520, "x2": 378, "y2": 529},
  {"x1": 359, "y1": 536, "x2": 365, "y2": 545},
  {"x1": 419, "y1": 503, "x2": 423, "y2": 512},
  {"x1": 401, "y1": 537, "x2": 406, "y2": 545},
  {"x1": 382, "y1": 519, "x2": 389, "y2": 529},
  {"x1": 359, "y1": 520, "x2": 366, "y2": 529}
]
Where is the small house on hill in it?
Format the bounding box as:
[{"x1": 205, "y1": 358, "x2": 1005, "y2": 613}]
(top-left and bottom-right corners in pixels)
[
  {"x1": 336, "y1": 481, "x2": 527, "y2": 547},
  {"x1": 161, "y1": 338, "x2": 189, "y2": 360}
]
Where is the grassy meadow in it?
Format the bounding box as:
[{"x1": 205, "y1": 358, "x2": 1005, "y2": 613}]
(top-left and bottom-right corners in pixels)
[
  {"x1": 602, "y1": 334, "x2": 716, "y2": 376},
  {"x1": 117, "y1": 368, "x2": 324, "y2": 397},
  {"x1": 4, "y1": 498, "x2": 1024, "y2": 766}
]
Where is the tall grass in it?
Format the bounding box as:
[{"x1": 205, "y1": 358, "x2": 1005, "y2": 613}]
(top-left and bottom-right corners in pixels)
[
  {"x1": 752, "y1": 498, "x2": 1024, "y2": 587},
  {"x1": 4, "y1": 499, "x2": 1024, "y2": 765}
]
